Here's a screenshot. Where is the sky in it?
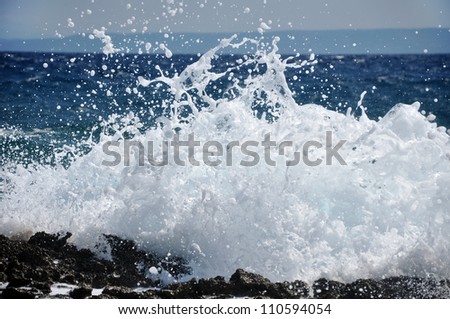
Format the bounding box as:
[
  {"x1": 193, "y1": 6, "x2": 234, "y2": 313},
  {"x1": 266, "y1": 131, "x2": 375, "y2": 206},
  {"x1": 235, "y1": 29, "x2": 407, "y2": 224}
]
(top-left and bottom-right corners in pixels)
[{"x1": 1, "y1": 0, "x2": 449, "y2": 39}]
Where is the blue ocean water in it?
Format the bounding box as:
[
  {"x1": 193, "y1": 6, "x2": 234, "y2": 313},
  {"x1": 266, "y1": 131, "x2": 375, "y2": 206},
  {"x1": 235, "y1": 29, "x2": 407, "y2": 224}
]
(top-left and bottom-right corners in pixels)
[
  {"x1": 1, "y1": 48, "x2": 450, "y2": 282},
  {"x1": 1, "y1": 52, "x2": 449, "y2": 166}
]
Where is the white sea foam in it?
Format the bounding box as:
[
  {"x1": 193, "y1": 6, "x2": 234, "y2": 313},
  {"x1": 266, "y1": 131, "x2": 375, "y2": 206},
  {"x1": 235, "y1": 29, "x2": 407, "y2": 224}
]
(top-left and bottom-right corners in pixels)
[
  {"x1": 159, "y1": 43, "x2": 173, "y2": 58},
  {"x1": 92, "y1": 28, "x2": 120, "y2": 55},
  {"x1": 1, "y1": 37, "x2": 450, "y2": 284}
]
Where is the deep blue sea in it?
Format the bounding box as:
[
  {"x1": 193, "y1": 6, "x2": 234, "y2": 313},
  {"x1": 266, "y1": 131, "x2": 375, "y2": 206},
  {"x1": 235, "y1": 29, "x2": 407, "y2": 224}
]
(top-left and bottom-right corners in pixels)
[
  {"x1": 1, "y1": 52, "x2": 449, "y2": 166},
  {"x1": 1, "y1": 49, "x2": 450, "y2": 282}
]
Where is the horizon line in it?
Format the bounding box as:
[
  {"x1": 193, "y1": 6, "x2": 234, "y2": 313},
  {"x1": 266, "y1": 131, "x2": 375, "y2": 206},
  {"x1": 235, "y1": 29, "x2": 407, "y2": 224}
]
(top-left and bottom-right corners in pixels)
[{"x1": 1, "y1": 26, "x2": 449, "y2": 41}]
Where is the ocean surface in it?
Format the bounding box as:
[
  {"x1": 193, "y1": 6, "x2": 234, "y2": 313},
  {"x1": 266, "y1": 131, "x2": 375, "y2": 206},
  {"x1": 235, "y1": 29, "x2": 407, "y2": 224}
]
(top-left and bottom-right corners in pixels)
[{"x1": 1, "y1": 43, "x2": 450, "y2": 283}]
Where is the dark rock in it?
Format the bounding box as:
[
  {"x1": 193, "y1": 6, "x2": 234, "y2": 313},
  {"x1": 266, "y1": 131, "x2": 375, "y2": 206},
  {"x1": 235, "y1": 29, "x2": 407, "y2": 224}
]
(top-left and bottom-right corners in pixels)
[
  {"x1": 60, "y1": 274, "x2": 77, "y2": 285},
  {"x1": 102, "y1": 234, "x2": 191, "y2": 286},
  {"x1": 70, "y1": 286, "x2": 93, "y2": 299},
  {"x1": 30, "y1": 281, "x2": 52, "y2": 294},
  {"x1": 7, "y1": 264, "x2": 52, "y2": 285},
  {"x1": 0, "y1": 234, "x2": 23, "y2": 257},
  {"x1": 97, "y1": 235, "x2": 162, "y2": 287},
  {"x1": 6, "y1": 270, "x2": 32, "y2": 288},
  {"x1": 380, "y1": 276, "x2": 450, "y2": 298},
  {"x1": 92, "y1": 275, "x2": 109, "y2": 289},
  {"x1": 229, "y1": 269, "x2": 272, "y2": 296},
  {"x1": 102, "y1": 286, "x2": 143, "y2": 299},
  {"x1": 2, "y1": 231, "x2": 450, "y2": 299},
  {"x1": 2, "y1": 287, "x2": 38, "y2": 299},
  {"x1": 28, "y1": 232, "x2": 72, "y2": 251},
  {"x1": 267, "y1": 280, "x2": 309, "y2": 298},
  {"x1": 162, "y1": 278, "x2": 200, "y2": 298},
  {"x1": 312, "y1": 276, "x2": 450, "y2": 299},
  {"x1": 313, "y1": 278, "x2": 346, "y2": 298},
  {"x1": 344, "y1": 279, "x2": 384, "y2": 298},
  {"x1": 17, "y1": 247, "x2": 50, "y2": 266},
  {"x1": 90, "y1": 294, "x2": 115, "y2": 299},
  {"x1": 197, "y1": 276, "x2": 232, "y2": 297},
  {"x1": 161, "y1": 277, "x2": 232, "y2": 298},
  {"x1": 0, "y1": 261, "x2": 7, "y2": 281}
]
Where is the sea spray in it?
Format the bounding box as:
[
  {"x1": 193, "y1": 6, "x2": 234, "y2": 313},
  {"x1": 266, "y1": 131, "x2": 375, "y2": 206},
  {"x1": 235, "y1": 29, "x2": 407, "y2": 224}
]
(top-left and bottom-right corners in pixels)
[{"x1": 1, "y1": 36, "x2": 450, "y2": 284}]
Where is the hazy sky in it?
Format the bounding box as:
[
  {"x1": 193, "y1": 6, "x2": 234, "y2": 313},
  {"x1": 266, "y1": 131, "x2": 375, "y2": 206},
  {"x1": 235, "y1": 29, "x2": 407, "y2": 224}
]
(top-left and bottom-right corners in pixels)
[{"x1": 0, "y1": 0, "x2": 449, "y2": 39}]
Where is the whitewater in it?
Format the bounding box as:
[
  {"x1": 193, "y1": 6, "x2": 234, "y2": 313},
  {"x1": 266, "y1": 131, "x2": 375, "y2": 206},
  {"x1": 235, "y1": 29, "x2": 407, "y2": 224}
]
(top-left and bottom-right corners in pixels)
[{"x1": 1, "y1": 35, "x2": 450, "y2": 284}]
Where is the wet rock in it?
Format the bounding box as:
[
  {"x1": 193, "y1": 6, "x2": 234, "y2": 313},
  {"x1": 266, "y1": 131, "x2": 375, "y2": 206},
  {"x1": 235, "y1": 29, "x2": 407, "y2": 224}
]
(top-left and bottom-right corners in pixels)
[
  {"x1": 313, "y1": 278, "x2": 346, "y2": 298},
  {"x1": 161, "y1": 278, "x2": 200, "y2": 298},
  {"x1": 28, "y1": 232, "x2": 72, "y2": 251},
  {"x1": 6, "y1": 267, "x2": 32, "y2": 288},
  {"x1": 70, "y1": 286, "x2": 93, "y2": 299},
  {"x1": 102, "y1": 286, "x2": 143, "y2": 299},
  {"x1": 2, "y1": 287, "x2": 38, "y2": 299},
  {"x1": 312, "y1": 276, "x2": 450, "y2": 299},
  {"x1": 30, "y1": 281, "x2": 52, "y2": 294},
  {"x1": 2, "y1": 231, "x2": 450, "y2": 299},
  {"x1": 197, "y1": 276, "x2": 232, "y2": 297},
  {"x1": 229, "y1": 269, "x2": 272, "y2": 297},
  {"x1": 0, "y1": 261, "x2": 6, "y2": 282},
  {"x1": 343, "y1": 279, "x2": 384, "y2": 298},
  {"x1": 266, "y1": 280, "x2": 309, "y2": 298},
  {"x1": 0, "y1": 234, "x2": 23, "y2": 257},
  {"x1": 92, "y1": 275, "x2": 109, "y2": 289},
  {"x1": 102, "y1": 234, "x2": 190, "y2": 286},
  {"x1": 17, "y1": 247, "x2": 50, "y2": 267},
  {"x1": 161, "y1": 277, "x2": 232, "y2": 298},
  {"x1": 380, "y1": 276, "x2": 450, "y2": 298},
  {"x1": 228, "y1": 271, "x2": 309, "y2": 298}
]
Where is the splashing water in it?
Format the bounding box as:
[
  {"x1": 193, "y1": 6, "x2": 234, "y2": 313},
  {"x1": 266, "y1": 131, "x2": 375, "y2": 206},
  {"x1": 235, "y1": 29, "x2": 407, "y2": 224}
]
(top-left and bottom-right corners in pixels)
[{"x1": 1, "y1": 35, "x2": 450, "y2": 283}]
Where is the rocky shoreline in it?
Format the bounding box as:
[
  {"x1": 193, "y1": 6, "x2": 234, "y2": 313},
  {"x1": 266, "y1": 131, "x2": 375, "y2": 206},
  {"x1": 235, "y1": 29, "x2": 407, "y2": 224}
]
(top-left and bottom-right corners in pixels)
[{"x1": 1, "y1": 232, "x2": 449, "y2": 299}]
